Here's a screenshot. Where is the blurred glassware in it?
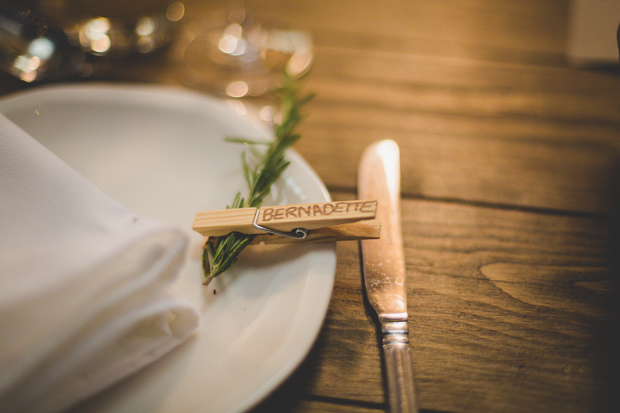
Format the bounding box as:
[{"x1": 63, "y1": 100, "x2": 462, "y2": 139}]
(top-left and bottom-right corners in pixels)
[
  {"x1": 0, "y1": 1, "x2": 88, "y2": 82},
  {"x1": 175, "y1": 1, "x2": 313, "y2": 98},
  {"x1": 37, "y1": 0, "x2": 185, "y2": 58}
]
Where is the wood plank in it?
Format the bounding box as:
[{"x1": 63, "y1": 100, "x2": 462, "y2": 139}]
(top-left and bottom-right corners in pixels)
[
  {"x1": 252, "y1": 395, "x2": 385, "y2": 413},
  {"x1": 37, "y1": 0, "x2": 565, "y2": 65},
  {"x1": 192, "y1": 200, "x2": 377, "y2": 237},
  {"x1": 306, "y1": 49, "x2": 620, "y2": 123},
  {"x1": 290, "y1": 48, "x2": 620, "y2": 214},
  {"x1": 245, "y1": 0, "x2": 568, "y2": 61},
  {"x1": 246, "y1": 220, "x2": 381, "y2": 245},
  {"x1": 295, "y1": 125, "x2": 620, "y2": 214},
  {"x1": 263, "y1": 192, "x2": 619, "y2": 413},
  {"x1": 2, "y1": 2, "x2": 618, "y2": 413}
]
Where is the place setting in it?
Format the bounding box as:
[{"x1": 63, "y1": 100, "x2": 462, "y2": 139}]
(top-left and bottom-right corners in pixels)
[
  {"x1": 4, "y1": 2, "x2": 618, "y2": 413},
  {"x1": 1, "y1": 1, "x2": 418, "y2": 412}
]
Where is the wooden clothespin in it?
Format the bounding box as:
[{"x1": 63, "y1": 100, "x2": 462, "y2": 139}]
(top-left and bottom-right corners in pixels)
[{"x1": 192, "y1": 200, "x2": 381, "y2": 245}]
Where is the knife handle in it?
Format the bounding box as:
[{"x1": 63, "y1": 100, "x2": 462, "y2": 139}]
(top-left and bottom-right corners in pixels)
[{"x1": 382, "y1": 319, "x2": 418, "y2": 413}]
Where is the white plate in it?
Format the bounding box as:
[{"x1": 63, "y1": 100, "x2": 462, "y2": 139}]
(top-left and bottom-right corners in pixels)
[{"x1": 0, "y1": 84, "x2": 336, "y2": 413}]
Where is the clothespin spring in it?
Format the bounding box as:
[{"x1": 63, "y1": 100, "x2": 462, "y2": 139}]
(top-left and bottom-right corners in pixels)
[{"x1": 252, "y1": 208, "x2": 309, "y2": 239}]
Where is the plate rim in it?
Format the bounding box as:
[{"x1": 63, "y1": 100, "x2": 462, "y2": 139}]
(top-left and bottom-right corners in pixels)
[{"x1": 0, "y1": 83, "x2": 336, "y2": 413}]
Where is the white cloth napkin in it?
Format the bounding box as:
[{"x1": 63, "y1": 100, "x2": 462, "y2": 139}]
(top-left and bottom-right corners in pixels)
[{"x1": 0, "y1": 113, "x2": 200, "y2": 413}]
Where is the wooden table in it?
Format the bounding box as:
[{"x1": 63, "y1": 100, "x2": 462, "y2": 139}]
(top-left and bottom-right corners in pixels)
[{"x1": 2, "y1": 1, "x2": 619, "y2": 412}]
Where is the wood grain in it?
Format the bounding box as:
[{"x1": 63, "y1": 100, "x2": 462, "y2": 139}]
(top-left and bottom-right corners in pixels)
[
  {"x1": 292, "y1": 47, "x2": 620, "y2": 214},
  {"x1": 246, "y1": 0, "x2": 568, "y2": 62},
  {"x1": 252, "y1": 192, "x2": 619, "y2": 413},
  {"x1": 193, "y1": 200, "x2": 378, "y2": 236},
  {"x1": 246, "y1": 220, "x2": 381, "y2": 245},
  {"x1": 1, "y1": 1, "x2": 619, "y2": 412}
]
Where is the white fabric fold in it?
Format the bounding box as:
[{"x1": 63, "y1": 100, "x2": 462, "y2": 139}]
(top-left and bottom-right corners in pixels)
[{"x1": 0, "y1": 113, "x2": 200, "y2": 413}]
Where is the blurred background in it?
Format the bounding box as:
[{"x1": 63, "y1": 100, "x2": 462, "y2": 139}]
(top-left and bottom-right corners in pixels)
[
  {"x1": 2, "y1": 0, "x2": 618, "y2": 147},
  {"x1": 2, "y1": 1, "x2": 620, "y2": 412},
  {"x1": 2, "y1": 0, "x2": 618, "y2": 92}
]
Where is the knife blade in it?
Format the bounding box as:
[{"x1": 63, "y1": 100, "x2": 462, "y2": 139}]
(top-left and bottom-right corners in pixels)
[{"x1": 358, "y1": 139, "x2": 418, "y2": 413}]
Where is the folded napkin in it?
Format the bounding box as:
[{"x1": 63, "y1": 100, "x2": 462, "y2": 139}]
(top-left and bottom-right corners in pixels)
[{"x1": 0, "y1": 114, "x2": 199, "y2": 413}]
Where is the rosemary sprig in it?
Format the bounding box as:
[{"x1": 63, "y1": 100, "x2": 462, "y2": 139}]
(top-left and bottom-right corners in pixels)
[{"x1": 202, "y1": 76, "x2": 315, "y2": 284}]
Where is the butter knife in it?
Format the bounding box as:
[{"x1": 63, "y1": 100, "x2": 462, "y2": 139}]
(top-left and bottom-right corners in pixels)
[{"x1": 358, "y1": 140, "x2": 418, "y2": 413}]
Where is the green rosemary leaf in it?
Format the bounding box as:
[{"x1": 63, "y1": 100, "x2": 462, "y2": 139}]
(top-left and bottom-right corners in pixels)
[
  {"x1": 297, "y1": 92, "x2": 317, "y2": 107},
  {"x1": 241, "y1": 151, "x2": 252, "y2": 189},
  {"x1": 225, "y1": 137, "x2": 271, "y2": 145},
  {"x1": 207, "y1": 240, "x2": 217, "y2": 258},
  {"x1": 202, "y1": 76, "x2": 314, "y2": 284},
  {"x1": 228, "y1": 192, "x2": 241, "y2": 209},
  {"x1": 201, "y1": 248, "x2": 211, "y2": 275}
]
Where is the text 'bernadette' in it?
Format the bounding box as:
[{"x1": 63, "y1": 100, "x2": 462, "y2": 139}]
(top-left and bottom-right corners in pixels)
[{"x1": 261, "y1": 200, "x2": 377, "y2": 221}]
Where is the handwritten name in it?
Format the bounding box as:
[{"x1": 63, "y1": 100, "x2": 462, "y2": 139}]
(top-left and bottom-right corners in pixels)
[{"x1": 261, "y1": 201, "x2": 376, "y2": 221}]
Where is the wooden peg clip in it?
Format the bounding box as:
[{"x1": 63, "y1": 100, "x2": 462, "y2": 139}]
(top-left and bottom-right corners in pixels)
[{"x1": 192, "y1": 200, "x2": 381, "y2": 245}]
